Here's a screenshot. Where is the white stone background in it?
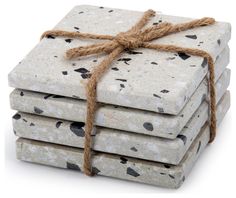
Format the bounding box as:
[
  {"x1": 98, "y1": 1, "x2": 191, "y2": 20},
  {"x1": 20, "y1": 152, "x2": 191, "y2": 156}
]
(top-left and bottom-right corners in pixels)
[{"x1": 1, "y1": 0, "x2": 235, "y2": 196}]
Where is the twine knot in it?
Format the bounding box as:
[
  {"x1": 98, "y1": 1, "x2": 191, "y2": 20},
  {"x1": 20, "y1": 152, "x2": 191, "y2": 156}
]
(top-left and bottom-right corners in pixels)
[
  {"x1": 41, "y1": 9, "x2": 217, "y2": 176},
  {"x1": 114, "y1": 32, "x2": 144, "y2": 49}
]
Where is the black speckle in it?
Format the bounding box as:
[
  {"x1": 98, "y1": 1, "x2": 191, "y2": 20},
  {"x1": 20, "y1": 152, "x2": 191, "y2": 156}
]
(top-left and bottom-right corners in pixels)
[
  {"x1": 23, "y1": 119, "x2": 27, "y2": 122},
  {"x1": 151, "y1": 61, "x2": 158, "y2": 65},
  {"x1": 190, "y1": 64, "x2": 196, "y2": 67},
  {"x1": 161, "y1": 89, "x2": 169, "y2": 93},
  {"x1": 34, "y1": 107, "x2": 43, "y2": 114},
  {"x1": 92, "y1": 167, "x2": 101, "y2": 175},
  {"x1": 196, "y1": 141, "x2": 201, "y2": 154},
  {"x1": 120, "y1": 84, "x2": 125, "y2": 88},
  {"x1": 120, "y1": 157, "x2": 128, "y2": 164},
  {"x1": 197, "y1": 41, "x2": 204, "y2": 46},
  {"x1": 72, "y1": 63, "x2": 76, "y2": 66},
  {"x1": 66, "y1": 162, "x2": 81, "y2": 171},
  {"x1": 72, "y1": 63, "x2": 91, "y2": 78},
  {"x1": 201, "y1": 57, "x2": 208, "y2": 68},
  {"x1": 217, "y1": 39, "x2": 221, "y2": 46},
  {"x1": 93, "y1": 59, "x2": 97, "y2": 62},
  {"x1": 177, "y1": 134, "x2": 187, "y2": 145},
  {"x1": 81, "y1": 73, "x2": 92, "y2": 79},
  {"x1": 153, "y1": 94, "x2": 161, "y2": 99},
  {"x1": 20, "y1": 91, "x2": 24, "y2": 96},
  {"x1": 65, "y1": 39, "x2": 72, "y2": 43},
  {"x1": 130, "y1": 147, "x2": 138, "y2": 152},
  {"x1": 164, "y1": 164, "x2": 171, "y2": 168},
  {"x1": 116, "y1": 79, "x2": 127, "y2": 82},
  {"x1": 118, "y1": 58, "x2": 131, "y2": 65},
  {"x1": 56, "y1": 121, "x2": 63, "y2": 128},
  {"x1": 74, "y1": 68, "x2": 89, "y2": 73},
  {"x1": 158, "y1": 107, "x2": 164, "y2": 113},
  {"x1": 13, "y1": 113, "x2": 21, "y2": 120},
  {"x1": 185, "y1": 35, "x2": 197, "y2": 39},
  {"x1": 99, "y1": 6, "x2": 104, "y2": 9},
  {"x1": 62, "y1": 71, "x2": 68, "y2": 75},
  {"x1": 178, "y1": 52, "x2": 191, "y2": 60},
  {"x1": 46, "y1": 35, "x2": 55, "y2": 39},
  {"x1": 127, "y1": 167, "x2": 140, "y2": 177},
  {"x1": 30, "y1": 123, "x2": 35, "y2": 126},
  {"x1": 70, "y1": 122, "x2": 85, "y2": 137},
  {"x1": 108, "y1": 10, "x2": 113, "y2": 13},
  {"x1": 54, "y1": 55, "x2": 58, "y2": 58},
  {"x1": 44, "y1": 94, "x2": 53, "y2": 99},
  {"x1": 169, "y1": 174, "x2": 175, "y2": 179},
  {"x1": 125, "y1": 50, "x2": 143, "y2": 55},
  {"x1": 143, "y1": 122, "x2": 153, "y2": 131},
  {"x1": 182, "y1": 176, "x2": 186, "y2": 182},
  {"x1": 180, "y1": 114, "x2": 184, "y2": 117},
  {"x1": 111, "y1": 67, "x2": 119, "y2": 71},
  {"x1": 74, "y1": 26, "x2": 80, "y2": 30},
  {"x1": 160, "y1": 172, "x2": 166, "y2": 175},
  {"x1": 13, "y1": 130, "x2": 16, "y2": 135},
  {"x1": 78, "y1": 11, "x2": 84, "y2": 14}
]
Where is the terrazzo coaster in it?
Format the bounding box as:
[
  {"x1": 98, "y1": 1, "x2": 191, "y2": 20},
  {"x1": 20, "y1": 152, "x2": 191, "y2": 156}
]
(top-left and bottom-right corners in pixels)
[
  {"x1": 15, "y1": 91, "x2": 230, "y2": 189},
  {"x1": 12, "y1": 73, "x2": 229, "y2": 165},
  {"x1": 10, "y1": 62, "x2": 230, "y2": 140},
  {"x1": 8, "y1": 5, "x2": 231, "y2": 115}
]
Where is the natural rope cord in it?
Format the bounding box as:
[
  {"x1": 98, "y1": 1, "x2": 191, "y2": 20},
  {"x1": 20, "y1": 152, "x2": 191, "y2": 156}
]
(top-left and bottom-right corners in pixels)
[{"x1": 41, "y1": 10, "x2": 217, "y2": 176}]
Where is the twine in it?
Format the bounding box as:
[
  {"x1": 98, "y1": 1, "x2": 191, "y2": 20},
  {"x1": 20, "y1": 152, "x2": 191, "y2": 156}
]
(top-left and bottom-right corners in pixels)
[{"x1": 41, "y1": 9, "x2": 216, "y2": 176}]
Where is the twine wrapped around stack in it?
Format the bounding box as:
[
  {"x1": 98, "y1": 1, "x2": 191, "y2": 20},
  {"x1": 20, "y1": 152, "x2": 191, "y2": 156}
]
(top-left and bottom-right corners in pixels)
[{"x1": 41, "y1": 9, "x2": 217, "y2": 176}]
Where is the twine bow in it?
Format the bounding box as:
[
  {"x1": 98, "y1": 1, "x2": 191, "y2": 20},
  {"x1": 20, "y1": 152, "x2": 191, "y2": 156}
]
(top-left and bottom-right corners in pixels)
[{"x1": 41, "y1": 9, "x2": 217, "y2": 176}]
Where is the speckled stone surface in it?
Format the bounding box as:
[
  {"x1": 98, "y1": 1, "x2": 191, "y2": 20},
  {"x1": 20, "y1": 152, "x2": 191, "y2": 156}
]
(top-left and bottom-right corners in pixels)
[
  {"x1": 15, "y1": 91, "x2": 230, "y2": 188},
  {"x1": 8, "y1": 5, "x2": 231, "y2": 115},
  {"x1": 12, "y1": 74, "x2": 229, "y2": 165},
  {"x1": 10, "y1": 66, "x2": 230, "y2": 139}
]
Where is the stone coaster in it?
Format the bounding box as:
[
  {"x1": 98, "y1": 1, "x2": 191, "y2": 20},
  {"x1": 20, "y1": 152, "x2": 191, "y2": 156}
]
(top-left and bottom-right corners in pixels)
[
  {"x1": 16, "y1": 91, "x2": 230, "y2": 188},
  {"x1": 8, "y1": 5, "x2": 231, "y2": 115},
  {"x1": 10, "y1": 65, "x2": 230, "y2": 139}
]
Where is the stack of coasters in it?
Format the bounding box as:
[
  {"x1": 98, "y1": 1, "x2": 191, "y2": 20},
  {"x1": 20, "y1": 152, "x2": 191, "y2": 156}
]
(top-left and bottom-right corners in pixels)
[{"x1": 8, "y1": 5, "x2": 231, "y2": 188}]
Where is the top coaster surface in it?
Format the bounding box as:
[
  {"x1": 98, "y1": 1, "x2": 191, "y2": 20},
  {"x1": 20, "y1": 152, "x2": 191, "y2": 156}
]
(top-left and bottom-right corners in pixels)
[{"x1": 8, "y1": 5, "x2": 231, "y2": 114}]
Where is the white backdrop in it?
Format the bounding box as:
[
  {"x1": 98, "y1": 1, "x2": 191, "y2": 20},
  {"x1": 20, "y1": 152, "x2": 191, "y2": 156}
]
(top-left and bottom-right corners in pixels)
[{"x1": 1, "y1": 0, "x2": 235, "y2": 196}]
